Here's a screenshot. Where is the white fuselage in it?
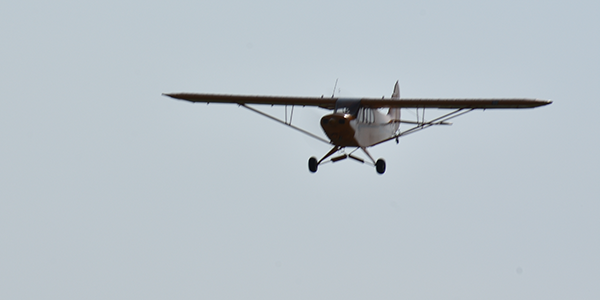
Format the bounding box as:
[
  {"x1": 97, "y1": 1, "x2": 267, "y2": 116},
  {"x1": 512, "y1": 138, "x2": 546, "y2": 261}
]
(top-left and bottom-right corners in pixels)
[{"x1": 351, "y1": 108, "x2": 399, "y2": 147}]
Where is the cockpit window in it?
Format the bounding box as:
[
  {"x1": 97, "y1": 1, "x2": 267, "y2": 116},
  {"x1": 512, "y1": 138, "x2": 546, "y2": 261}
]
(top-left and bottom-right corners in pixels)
[
  {"x1": 334, "y1": 99, "x2": 361, "y2": 116},
  {"x1": 334, "y1": 107, "x2": 351, "y2": 114}
]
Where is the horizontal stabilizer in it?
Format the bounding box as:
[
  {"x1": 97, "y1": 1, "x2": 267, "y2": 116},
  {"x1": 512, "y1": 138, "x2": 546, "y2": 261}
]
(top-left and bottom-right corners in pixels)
[{"x1": 390, "y1": 119, "x2": 452, "y2": 125}]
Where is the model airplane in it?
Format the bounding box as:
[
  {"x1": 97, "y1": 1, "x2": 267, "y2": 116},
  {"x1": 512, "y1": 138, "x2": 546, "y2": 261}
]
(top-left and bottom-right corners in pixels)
[{"x1": 163, "y1": 81, "x2": 551, "y2": 174}]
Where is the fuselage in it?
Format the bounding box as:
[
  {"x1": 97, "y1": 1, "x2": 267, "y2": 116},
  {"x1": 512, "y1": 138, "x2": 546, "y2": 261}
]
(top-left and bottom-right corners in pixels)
[{"x1": 320, "y1": 107, "x2": 400, "y2": 147}]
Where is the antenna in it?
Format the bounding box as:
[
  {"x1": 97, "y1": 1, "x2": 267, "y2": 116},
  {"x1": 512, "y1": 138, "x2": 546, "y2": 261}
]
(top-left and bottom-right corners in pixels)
[{"x1": 331, "y1": 78, "x2": 339, "y2": 98}]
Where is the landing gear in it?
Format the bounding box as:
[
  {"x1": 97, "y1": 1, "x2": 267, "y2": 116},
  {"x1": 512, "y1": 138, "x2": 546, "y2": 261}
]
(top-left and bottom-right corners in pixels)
[
  {"x1": 308, "y1": 157, "x2": 318, "y2": 173},
  {"x1": 308, "y1": 146, "x2": 387, "y2": 174},
  {"x1": 307, "y1": 146, "x2": 341, "y2": 173},
  {"x1": 375, "y1": 159, "x2": 386, "y2": 174}
]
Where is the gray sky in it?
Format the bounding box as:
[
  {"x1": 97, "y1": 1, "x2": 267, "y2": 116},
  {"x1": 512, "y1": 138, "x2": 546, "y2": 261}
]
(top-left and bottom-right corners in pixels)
[{"x1": 1, "y1": 0, "x2": 599, "y2": 299}]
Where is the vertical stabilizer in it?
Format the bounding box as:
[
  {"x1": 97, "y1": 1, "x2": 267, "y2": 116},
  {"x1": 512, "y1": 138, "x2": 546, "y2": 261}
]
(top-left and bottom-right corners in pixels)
[
  {"x1": 388, "y1": 81, "x2": 401, "y2": 131},
  {"x1": 391, "y1": 80, "x2": 400, "y2": 99}
]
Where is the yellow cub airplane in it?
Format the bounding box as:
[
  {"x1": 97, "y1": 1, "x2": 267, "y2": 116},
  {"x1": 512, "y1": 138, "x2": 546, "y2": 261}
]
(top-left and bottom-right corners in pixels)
[{"x1": 164, "y1": 81, "x2": 551, "y2": 174}]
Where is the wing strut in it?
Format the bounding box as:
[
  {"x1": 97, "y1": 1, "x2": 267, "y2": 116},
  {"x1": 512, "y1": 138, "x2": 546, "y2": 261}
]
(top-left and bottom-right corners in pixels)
[
  {"x1": 372, "y1": 108, "x2": 476, "y2": 147},
  {"x1": 240, "y1": 104, "x2": 331, "y2": 145}
]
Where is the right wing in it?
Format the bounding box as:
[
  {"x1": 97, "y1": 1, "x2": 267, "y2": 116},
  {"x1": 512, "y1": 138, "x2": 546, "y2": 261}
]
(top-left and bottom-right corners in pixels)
[{"x1": 163, "y1": 93, "x2": 338, "y2": 109}]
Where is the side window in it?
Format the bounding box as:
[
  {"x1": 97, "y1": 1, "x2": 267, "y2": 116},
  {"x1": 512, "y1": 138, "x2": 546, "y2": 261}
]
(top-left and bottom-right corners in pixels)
[
  {"x1": 365, "y1": 109, "x2": 373, "y2": 124},
  {"x1": 358, "y1": 108, "x2": 374, "y2": 124}
]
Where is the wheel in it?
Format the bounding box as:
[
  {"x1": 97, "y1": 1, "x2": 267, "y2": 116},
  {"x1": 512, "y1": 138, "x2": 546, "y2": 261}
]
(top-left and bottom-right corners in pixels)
[
  {"x1": 375, "y1": 159, "x2": 386, "y2": 174},
  {"x1": 308, "y1": 157, "x2": 318, "y2": 173}
]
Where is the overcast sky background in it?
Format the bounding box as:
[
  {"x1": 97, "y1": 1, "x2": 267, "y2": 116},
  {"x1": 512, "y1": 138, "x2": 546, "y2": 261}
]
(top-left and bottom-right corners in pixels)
[{"x1": 1, "y1": 0, "x2": 599, "y2": 299}]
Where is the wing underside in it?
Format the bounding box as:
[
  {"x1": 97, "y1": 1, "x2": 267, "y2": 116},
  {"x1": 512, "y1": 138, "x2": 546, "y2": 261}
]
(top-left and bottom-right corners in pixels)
[
  {"x1": 163, "y1": 93, "x2": 551, "y2": 109},
  {"x1": 163, "y1": 93, "x2": 338, "y2": 109},
  {"x1": 360, "y1": 98, "x2": 551, "y2": 109}
]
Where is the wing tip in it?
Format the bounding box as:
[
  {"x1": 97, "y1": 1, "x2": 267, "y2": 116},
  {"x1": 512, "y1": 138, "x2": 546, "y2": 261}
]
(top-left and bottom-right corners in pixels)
[{"x1": 536, "y1": 99, "x2": 552, "y2": 107}]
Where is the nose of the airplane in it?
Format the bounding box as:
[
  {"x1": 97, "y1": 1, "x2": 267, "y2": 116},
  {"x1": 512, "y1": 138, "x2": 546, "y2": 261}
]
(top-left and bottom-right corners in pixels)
[
  {"x1": 320, "y1": 114, "x2": 357, "y2": 147},
  {"x1": 321, "y1": 115, "x2": 346, "y2": 126}
]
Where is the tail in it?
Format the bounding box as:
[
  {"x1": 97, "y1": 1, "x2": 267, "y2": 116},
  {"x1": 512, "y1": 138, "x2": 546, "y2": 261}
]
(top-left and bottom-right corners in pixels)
[
  {"x1": 388, "y1": 81, "x2": 401, "y2": 131},
  {"x1": 391, "y1": 80, "x2": 400, "y2": 99}
]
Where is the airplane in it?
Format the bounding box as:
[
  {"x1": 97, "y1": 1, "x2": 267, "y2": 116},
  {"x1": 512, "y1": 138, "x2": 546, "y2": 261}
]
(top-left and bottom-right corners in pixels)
[{"x1": 163, "y1": 81, "x2": 551, "y2": 174}]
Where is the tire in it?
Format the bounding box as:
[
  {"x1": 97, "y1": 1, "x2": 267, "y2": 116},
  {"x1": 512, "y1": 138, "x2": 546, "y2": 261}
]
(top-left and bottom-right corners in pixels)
[
  {"x1": 308, "y1": 157, "x2": 318, "y2": 173},
  {"x1": 375, "y1": 159, "x2": 386, "y2": 174}
]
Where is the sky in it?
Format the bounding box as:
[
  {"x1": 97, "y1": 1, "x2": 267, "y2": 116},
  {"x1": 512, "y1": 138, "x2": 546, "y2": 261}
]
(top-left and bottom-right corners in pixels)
[{"x1": 1, "y1": 0, "x2": 599, "y2": 299}]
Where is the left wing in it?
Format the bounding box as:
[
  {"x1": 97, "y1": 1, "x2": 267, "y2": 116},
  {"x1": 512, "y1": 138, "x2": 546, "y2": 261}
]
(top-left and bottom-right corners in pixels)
[{"x1": 359, "y1": 98, "x2": 551, "y2": 109}]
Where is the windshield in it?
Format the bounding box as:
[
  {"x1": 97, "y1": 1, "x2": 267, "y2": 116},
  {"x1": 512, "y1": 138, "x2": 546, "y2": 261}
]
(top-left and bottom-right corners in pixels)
[{"x1": 334, "y1": 99, "x2": 361, "y2": 116}]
